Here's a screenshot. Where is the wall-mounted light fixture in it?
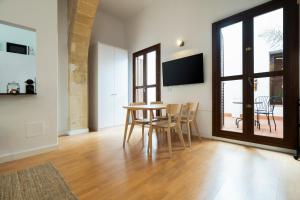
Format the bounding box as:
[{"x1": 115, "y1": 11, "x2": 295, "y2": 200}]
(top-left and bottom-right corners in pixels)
[{"x1": 176, "y1": 39, "x2": 184, "y2": 47}]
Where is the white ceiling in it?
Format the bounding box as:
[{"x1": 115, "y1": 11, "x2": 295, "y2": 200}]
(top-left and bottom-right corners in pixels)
[{"x1": 99, "y1": 0, "x2": 156, "y2": 20}]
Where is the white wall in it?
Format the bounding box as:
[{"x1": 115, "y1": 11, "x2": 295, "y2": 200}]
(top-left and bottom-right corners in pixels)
[
  {"x1": 58, "y1": 0, "x2": 69, "y2": 135},
  {"x1": 125, "y1": 0, "x2": 272, "y2": 138},
  {"x1": 0, "y1": 0, "x2": 58, "y2": 162},
  {"x1": 91, "y1": 10, "x2": 126, "y2": 49}
]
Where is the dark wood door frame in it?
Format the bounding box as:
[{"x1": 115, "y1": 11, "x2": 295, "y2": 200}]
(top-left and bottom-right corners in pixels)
[
  {"x1": 212, "y1": 0, "x2": 299, "y2": 149},
  {"x1": 133, "y1": 44, "x2": 161, "y2": 103}
]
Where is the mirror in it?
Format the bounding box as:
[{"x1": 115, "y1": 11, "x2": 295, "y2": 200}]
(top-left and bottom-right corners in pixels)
[{"x1": 0, "y1": 21, "x2": 37, "y2": 94}]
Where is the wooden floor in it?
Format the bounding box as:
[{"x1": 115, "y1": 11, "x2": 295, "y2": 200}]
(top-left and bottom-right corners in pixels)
[{"x1": 0, "y1": 127, "x2": 299, "y2": 200}]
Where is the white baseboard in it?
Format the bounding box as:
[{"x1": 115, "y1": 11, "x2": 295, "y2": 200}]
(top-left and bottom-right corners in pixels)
[
  {"x1": 65, "y1": 128, "x2": 89, "y2": 136},
  {"x1": 0, "y1": 144, "x2": 58, "y2": 164}
]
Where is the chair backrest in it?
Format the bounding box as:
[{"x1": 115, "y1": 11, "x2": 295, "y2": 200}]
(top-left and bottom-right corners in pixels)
[
  {"x1": 166, "y1": 104, "x2": 182, "y2": 123},
  {"x1": 181, "y1": 104, "x2": 190, "y2": 119},
  {"x1": 269, "y1": 96, "x2": 282, "y2": 112},
  {"x1": 255, "y1": 96, "x2": 278, "y2": 113},
  {"x1": 150, "y1": 101, "x2": 164, "y2": 117},
  {"x1": 255, "y1": 96, "x2": 269, "y2": 112},
  {"x1": 130, "y1": 102, "x2": 146, "y2": 106},
  {"x1": 186, "y1": 102, "x2": 199, "y2": 120},
  {"x1": 130, "y1": 102, "x2": 146, "y2": 120},
  {"x1": 150, "y1": 101, "x2": 163, "y2": 105}
]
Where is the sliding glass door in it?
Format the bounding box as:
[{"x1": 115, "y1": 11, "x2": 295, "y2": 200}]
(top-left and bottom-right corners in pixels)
[{"x1": 212, "y1": 0, "x2": 298, "y2": 149}]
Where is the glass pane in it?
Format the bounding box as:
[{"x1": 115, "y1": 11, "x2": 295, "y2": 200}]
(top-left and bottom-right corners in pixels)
[
  {"x1": 254, "y1": 8, "x2": 283, "y2": 73},
  {"x1": 220, "y1": 22, "x2": 243, "y2": 77},
  {"x1": 135, "y1": 55, "x2": 144, "y2": 87},
  {"x1": 254, "y1": 76, "x2": 283, "y2": 138},
  {"x1": 135, "y1": 88, "x2": 144, "y2": 119},
  {"x1": 136, "y1": 88, "x2": 144, "y2": 103},
  {"x1": 147, "y1": 51, "x2": 156, "y2": 85},
  {"x1": 221, "y1": 80, "x2": 243, "y2": 133},
  {"x1": 147, "y1": 87, "x2": 157, "y2": 117},
  {"x1": 147, "y1": 87, "x2": 156, "y2": 104}
]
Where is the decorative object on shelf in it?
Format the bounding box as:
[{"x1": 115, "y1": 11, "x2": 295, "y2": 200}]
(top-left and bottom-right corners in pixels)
[
  {"x1": 25, "y1": 79, "x2": 35, "y2": 94},
  {"x1": 176, "y1": 39, "x2": 185, "y2": 47},
  {"x1": 7, "y1": 82, "x2": 20, "y2": 94}
]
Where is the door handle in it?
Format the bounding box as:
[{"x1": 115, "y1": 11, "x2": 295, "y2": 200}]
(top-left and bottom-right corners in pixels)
[
  {"x1": 245, "y1": 47, "x2": 253, "y2": 52},
  {"x1": 246, "y1": 104, "x2": 252, "y2": 109}
]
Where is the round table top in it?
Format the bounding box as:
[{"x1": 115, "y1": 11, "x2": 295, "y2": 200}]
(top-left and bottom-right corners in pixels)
[{"x1": 232, "y1": 101, "x2": 262, "y2": 104}]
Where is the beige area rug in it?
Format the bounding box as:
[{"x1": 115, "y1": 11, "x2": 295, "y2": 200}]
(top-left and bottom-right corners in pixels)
[{"x1": 0, "y1": 162, "x2": 78, "y2": 200}]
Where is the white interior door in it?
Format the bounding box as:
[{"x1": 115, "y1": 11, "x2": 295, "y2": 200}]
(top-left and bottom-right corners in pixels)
[
  {"x1": 114, "y1": 48, "x2": 128, "y2": 126},
  {"x1": 98, "y1": 44, "x2": 115, "y2": 128}
]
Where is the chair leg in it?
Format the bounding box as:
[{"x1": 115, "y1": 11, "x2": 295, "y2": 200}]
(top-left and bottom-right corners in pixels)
[
  {"x1": 272, "y1": 114, "x2": 277, "y2": 131},
  {"x1": 142, "y1": 125, "x2": 145, "y2": 147},
  {"x1": 166, "y1": 128, "x2": 172, "y2": 158},
  {"x1": 155, "y1": 128, "x2": 159, "y2": 146},
  {"x1": 267, "y1": 114, "x2": 271, "y2": 132},
  {"x1": 189, "y1": 123, "x2": 193, "y2": 136},
  {"x1": 193, "y1": 121, "x2": 201, "y2": 139},
  {"x1": 257, "y1": 114, "x2": 261, "y2": 130},
  {"x1": 127, "y1": 122, "x2": 135, "y2": 142},
  {"x1": 187, "y1": 122, "x2": 192, "y2": 147},
  {"x1": 159, "y1": 129, "x2": 163, "y2": 146},
  {"x1": 177, "y1": 125, "x2": 186, "y2": 149},
  {"x1": 148, "y1": 126, "x2": 154, "y2": 156}
]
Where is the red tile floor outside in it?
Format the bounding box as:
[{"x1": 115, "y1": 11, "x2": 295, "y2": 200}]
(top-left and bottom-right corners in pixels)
[{"x1": 222, "y1": 116, "x2": 283, "y2": 138}]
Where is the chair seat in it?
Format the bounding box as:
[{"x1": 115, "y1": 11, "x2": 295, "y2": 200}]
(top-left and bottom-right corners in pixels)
[
  {"x1": 255, "y1": 110, "x2": 272, "y2": 115},
  {"x1": 134, "y1": 118, "x2": 150, "y2": 123},
  {"x1": 181, "y1": 117, "x2": 192, "y2": 123},
  {"x1": 157, "y1": 116, "x2": 168, "y2": 120},
  {"x1": 135, "y1": 117, "x2": 161, "y2": 124},
  {"x1": 151, "y1": 121, "x2": 177, "y2": 128}
]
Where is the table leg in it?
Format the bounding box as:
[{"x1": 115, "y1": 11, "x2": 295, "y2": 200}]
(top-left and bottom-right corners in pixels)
[
  {"x1": 148, "y1": 110, "x2": 154, "y2": 157},
  {"x1": 123, "y1": 109, "x2": 130, "y2": 148}
]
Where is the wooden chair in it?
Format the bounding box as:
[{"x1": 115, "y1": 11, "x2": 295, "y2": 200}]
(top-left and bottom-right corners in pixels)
[
  {"x1": 149, "y1": 104, "x2": 186, "y2": 157},
  {"x1": 150, "y1": 101, "x2": 163, "y2": 104},
  {"x1": 181, "y1": 102, "x2": 201, "y2": 147},
  {"x1": 150, "y1": 101, "x2": 165, "y2": 145},
  {"x1": 150, "y1": 101, "x2": 166, "y2": 120},
  {"x1": 127, "y1": 102, "x2": 149, "y2": 144}
]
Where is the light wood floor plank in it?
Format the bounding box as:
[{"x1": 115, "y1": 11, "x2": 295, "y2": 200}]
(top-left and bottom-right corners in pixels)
[{"x1": 0, "y1": 127, "x2": 298, "y2": 200}]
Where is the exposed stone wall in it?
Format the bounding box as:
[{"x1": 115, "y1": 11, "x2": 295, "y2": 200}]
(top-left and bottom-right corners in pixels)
[{"x1": 68, "y1": 0, "x2": 100, "y2": 131}]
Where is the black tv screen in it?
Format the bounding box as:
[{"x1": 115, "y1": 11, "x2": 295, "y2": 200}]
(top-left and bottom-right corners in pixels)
[
  {"x1": 6, "y1": 42, "x2": 28, "y2": 55},
  {"x1": 163, "y1": 53, "x2": 204, "y2": 86}
]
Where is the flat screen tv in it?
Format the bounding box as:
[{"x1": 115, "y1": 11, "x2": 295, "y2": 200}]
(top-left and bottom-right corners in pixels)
[
  {"x1": 162, "y1": 53, "x2": 204, "y2": 86},
  {"x1": 6, "y1": 42, "x2": 28, "y2": 55}
]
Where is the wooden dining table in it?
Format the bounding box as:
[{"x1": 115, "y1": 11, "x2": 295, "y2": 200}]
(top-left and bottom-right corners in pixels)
[{"x1": 123, "y1": 104, "x2": 167, "y2": 156}]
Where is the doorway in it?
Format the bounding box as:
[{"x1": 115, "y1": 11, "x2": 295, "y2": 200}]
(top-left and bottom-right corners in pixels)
[
  {"x1": 212, "y1": 0, "x2": 299, "y2": 149},
  {"x1": 133, "y1": 44, "x2": 161, "y2": 106}
]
